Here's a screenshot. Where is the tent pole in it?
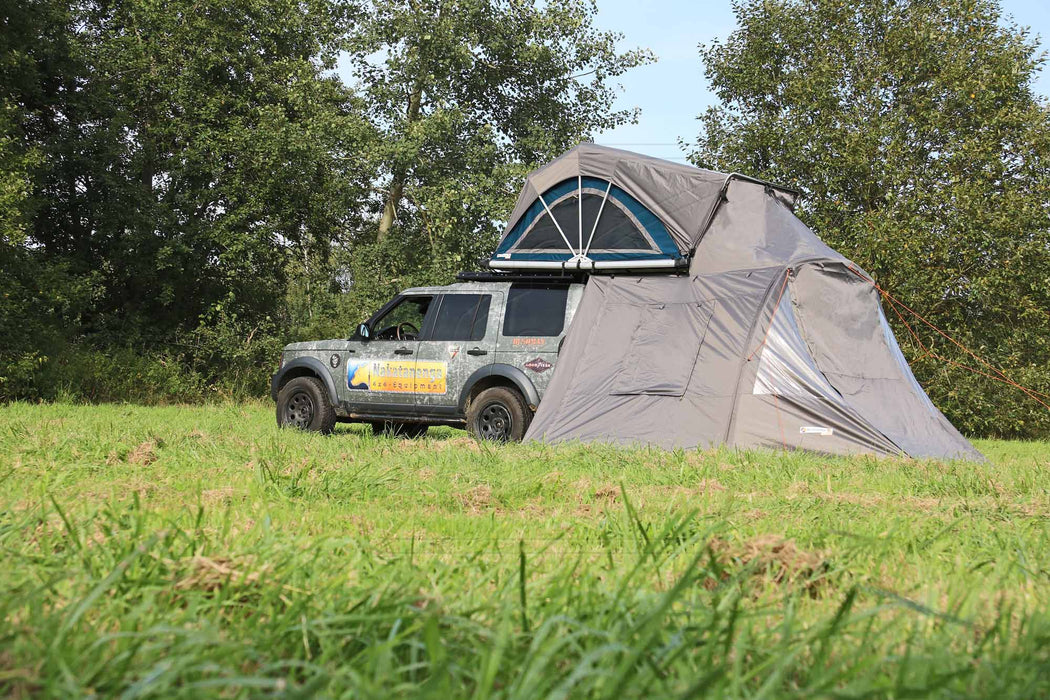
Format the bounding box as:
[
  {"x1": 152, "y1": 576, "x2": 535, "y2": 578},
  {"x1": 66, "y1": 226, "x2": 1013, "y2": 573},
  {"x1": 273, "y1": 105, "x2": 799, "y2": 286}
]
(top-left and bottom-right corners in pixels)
[
  {"x1": 488, "y1": 258, "x2": 681, "y2": 271},
  {"x1": 537, "y1": 193, "x2": 577, "y2": 255},
  {"x1": 578, "y1": 174, "x2": 583, "y2": 253},
  {"x1": 582, "y1": 181, "x2": 612, "y2": 258}
]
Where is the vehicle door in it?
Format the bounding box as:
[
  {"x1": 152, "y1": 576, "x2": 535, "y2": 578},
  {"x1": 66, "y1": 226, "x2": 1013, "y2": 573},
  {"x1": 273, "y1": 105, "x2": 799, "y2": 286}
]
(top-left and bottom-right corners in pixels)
[
  {"x1": 415, "y1": 291, "x2": 501, "y2": 412},
  {"x1": 494, "y1": 283, "x2": 575, "y2": 399},
  {"x1": 342, "y1": 294, "x2": 435, "y2": 413}
]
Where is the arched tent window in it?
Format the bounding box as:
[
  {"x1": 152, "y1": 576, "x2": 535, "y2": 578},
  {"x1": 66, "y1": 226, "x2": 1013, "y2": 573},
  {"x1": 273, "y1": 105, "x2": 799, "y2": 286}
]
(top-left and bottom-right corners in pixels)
[{"x1": 492, "y1": 177, "x2": 682, "y2": 270}]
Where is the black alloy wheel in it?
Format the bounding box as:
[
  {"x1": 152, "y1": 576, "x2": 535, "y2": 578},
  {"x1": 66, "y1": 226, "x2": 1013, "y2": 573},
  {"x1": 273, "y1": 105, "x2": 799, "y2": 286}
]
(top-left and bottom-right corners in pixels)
[
  {"x1": 466, "y1": 386, "x2": 530, "y2": 443},
  {"x1": 284, "y1": 390, "x2": 315, "y2": 429},
  {"x1": 477, "y1": 401, "x2": 513, "y2": 441},
  {"x1": 275, "y1": 376, "x2": 337, "y2": 434}
]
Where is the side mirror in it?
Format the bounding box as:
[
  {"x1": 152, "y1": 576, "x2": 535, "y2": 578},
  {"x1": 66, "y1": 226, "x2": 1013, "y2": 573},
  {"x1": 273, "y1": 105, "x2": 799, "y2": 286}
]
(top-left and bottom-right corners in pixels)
[{"x1": 357, "y1": 323, "x2": 371, "y2": 341}]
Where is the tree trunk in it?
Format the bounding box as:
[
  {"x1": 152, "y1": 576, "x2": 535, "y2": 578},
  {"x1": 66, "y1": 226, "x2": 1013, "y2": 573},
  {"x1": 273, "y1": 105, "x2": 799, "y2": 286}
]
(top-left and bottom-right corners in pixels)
[
  {"x1": 377, "y1": 178, "x2": 403, "y2": 241},
  {"x1": 377, "y1": 79, "x2": 424, "y2": 242}
]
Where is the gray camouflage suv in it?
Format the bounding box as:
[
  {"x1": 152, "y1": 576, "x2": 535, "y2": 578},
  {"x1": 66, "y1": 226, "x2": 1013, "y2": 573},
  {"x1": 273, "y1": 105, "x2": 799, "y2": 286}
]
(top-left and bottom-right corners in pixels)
[{"x1": 271, "y1": 278, "x2": 584, "y2": 441}]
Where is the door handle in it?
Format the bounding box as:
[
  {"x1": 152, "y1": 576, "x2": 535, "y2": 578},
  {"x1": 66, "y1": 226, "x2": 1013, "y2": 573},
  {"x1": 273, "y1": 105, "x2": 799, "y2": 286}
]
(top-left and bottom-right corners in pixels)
[
  {"x1": 394, "y1": 347, "x2": 413, "y2": 355},
  {"x1": 466, "y1": 348, "x2": 488, "y2": 356}
]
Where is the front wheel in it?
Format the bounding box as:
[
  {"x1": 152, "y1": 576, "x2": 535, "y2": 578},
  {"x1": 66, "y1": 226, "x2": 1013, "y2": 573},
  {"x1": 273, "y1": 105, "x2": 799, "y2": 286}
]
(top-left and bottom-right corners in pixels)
[
  {"x1": 276, "y1": 376, "x2": 336, "y2": 434},
  {"x1": 467, "y1": 386, "x2": 531, "y2": 443}
]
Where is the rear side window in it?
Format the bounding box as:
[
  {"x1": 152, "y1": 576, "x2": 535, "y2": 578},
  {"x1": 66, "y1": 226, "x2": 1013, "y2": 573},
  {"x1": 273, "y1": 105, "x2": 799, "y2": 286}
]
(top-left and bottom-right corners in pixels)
[
  {"x1": 429, "y1": 294, "x2": 491, "y2": 341},
  {"x1": 502, "y1": 285, "x2": 568, "y2": 337}
]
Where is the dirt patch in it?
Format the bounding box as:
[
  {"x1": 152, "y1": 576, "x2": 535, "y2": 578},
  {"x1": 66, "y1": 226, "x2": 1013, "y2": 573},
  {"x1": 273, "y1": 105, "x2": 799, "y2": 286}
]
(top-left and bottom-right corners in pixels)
[
  {"x1": 709, "y1": 535, "x2": 830, "y2": 594},
  {"x1": 570, "y1": 503, "x2": 591, "y2": 517},
  {"x1": 903, "y1": 496, "x2": 941, "y2": 511},
  {"x1": 456, "y1": 485, "x2": 493, "y2": 513},
  {"x1": 518, "y1": 498, "x2": 549, "y2": 517},
  {"x1": 127, "y1": 440, "x2": 158, "y2": 466},
  {"x1": 432, "y1": 437, "x2": 482, "y2": 453},
  {"x1": 593, "y1": 484, "x2": 620, "y2": 503},
  {"x1": 648, "y1": 481, "x2": 726, "y2": 499},
  {"x1": 202, "y1": 487, "x2": 236, "y2": 506},
  {"x1": 1017, "y1": 503, "x2": 1049, "y2": 518},
  {"x1": 819, "y1": 491, "x2": 883, "y2": 507},
  {"x1": 174, "y1": 555, "x2": 270, "y2": 593}
]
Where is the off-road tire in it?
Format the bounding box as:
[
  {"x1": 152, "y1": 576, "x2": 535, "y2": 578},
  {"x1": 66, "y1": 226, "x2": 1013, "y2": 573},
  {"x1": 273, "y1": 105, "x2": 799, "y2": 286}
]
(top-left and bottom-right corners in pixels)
[
  {"x1": 276, "y1": 376, "x2": 337, "y2": 434},
  {"x1": 467, "y1": 386, "x2": 531, "y2": 443},
  {"x1": 371, "y1": 421, "x2": 429, "y2": 439}
]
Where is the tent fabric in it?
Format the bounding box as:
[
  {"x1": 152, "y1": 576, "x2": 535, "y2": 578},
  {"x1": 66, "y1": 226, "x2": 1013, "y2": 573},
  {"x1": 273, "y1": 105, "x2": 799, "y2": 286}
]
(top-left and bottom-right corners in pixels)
[{"x1": 521, "y1": 147, "x2": 982, "y2": 460}]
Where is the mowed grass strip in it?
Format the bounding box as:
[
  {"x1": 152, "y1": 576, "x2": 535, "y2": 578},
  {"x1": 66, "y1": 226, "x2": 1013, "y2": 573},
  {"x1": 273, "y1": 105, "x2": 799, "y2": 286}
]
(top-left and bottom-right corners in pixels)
[{"x1": 1, "y1": 402, "x2": 1048, "y2": 698}]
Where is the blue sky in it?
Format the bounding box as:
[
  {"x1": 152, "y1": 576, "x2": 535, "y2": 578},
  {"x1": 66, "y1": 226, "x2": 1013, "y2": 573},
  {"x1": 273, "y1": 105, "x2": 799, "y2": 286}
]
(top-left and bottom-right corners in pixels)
[{"x1": 593, "y1": 0, "x2": 1050, "y2": 160}]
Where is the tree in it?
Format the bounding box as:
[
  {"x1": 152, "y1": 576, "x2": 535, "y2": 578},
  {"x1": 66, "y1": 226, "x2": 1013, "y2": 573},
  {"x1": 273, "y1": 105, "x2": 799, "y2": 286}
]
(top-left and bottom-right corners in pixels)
[
  {"x1": 344, "y1": 0, "x2": 653, "y2": 288},
  {"x1": 2, "y1": 0, "x2": 655, "y2": 401},
  {"x1": 692, "y1": 0, "x2": 1050, "y2": 438},
  {"x1": 23, "y1": 0, "x2": 372, "y2": 343}
]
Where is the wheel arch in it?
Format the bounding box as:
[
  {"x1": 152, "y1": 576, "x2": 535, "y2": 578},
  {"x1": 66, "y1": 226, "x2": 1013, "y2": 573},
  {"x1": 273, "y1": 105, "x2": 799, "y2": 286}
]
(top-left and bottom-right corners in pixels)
[
  {"x1": 459, "y1": 364, "x2": 540, "y2": 413},
  {"x1": 271, "y1": 357, "x2": 339, "y2": 405}
]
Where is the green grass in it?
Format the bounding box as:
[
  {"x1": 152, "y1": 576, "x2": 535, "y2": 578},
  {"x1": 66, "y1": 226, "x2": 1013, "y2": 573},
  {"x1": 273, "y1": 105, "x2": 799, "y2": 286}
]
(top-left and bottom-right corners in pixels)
[{"x1": 1, "y1": 402, "x2": 1049, "y2": 698}]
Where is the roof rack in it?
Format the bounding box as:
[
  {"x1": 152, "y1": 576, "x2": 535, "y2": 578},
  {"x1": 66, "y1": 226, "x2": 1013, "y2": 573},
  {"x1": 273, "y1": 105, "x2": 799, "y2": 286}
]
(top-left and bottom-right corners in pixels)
[{"x1": 456, "y1": 270, "x2": 585, "y2": 283}]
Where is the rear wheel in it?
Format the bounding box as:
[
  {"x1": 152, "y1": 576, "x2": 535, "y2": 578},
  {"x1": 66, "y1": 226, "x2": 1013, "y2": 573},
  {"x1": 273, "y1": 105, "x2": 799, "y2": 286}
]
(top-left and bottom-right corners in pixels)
[
  {"x1": 371, "y1": 421, "x2": 429, "y2": 439},
  {"x1": 276, "y1": 376, "x2": 336, "y2": 434},
  {"x1": 467, "y1": 386, "x2": 530, "y2": 443}
]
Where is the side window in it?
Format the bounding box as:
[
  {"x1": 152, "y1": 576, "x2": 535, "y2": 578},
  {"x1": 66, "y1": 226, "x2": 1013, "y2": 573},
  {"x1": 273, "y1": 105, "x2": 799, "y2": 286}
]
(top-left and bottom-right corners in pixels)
[
  {"x1": 502, "y1": 285, "x2": 568, "y2": 337},
  {"x1": 371, "y1": 296, "x2": 434, "y2": 341},
  {"x1": 430, "y1": 294, "x2": 492, "y2": 341}
]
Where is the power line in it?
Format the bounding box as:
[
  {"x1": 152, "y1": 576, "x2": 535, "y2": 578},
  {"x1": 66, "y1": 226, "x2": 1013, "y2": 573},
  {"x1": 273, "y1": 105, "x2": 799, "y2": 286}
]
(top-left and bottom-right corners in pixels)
[{"x1": 596, "y1": 142, "x2": 684, "y2": 147}]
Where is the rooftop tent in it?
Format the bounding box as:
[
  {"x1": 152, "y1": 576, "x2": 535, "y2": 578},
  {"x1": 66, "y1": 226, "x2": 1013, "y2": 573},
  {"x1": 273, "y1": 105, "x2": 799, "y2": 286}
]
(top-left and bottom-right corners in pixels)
[
  {"x1": 521, "y1": 147, "x2": 983, "y2": 461},
  {"x1": 492, "y1": 177, "x2": 681, "y2": 268},
  {"x1": 489, "y1": 144, "x2": 790, "y2": 271}
]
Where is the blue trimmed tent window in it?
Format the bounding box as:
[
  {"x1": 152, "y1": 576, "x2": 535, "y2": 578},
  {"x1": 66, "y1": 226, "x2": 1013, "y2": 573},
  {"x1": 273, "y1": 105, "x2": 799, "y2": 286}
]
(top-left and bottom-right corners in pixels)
[{"x1": 494, "y1": 177, "x2": 681, "y2": 264}]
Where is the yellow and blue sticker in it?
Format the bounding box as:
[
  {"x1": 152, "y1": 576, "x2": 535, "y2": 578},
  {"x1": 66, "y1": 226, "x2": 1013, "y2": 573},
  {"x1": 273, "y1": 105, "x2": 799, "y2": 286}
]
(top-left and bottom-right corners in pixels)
[{"x1": 347, "y1": 360, "x2": 447, "y2": 395}]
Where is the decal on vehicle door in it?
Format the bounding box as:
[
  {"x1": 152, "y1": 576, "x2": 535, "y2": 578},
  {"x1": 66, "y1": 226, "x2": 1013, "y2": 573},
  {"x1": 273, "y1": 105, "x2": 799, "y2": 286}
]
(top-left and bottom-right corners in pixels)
[
  {"x1": 346, "y1": 360, "x2": 447, "y2": 394},
  {"x1": 523, "y1": 357, "x2": 553, "y2": 373}
]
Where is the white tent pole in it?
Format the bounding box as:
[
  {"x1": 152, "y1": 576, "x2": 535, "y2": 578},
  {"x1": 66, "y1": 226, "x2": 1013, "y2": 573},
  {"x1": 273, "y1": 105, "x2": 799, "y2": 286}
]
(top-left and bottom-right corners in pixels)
[
  {"x1": 582, "y1": 181, "x2": 613, "y2": 257},
  {"x1": 577, "y1": 174, "x2": 583, "y2": 253},
  {"x1": 489, "y1": 258, "x2": 680, "y2": 270},
  {"x1": 537, "y1": 193, "x2": 577, "y2": 255}
]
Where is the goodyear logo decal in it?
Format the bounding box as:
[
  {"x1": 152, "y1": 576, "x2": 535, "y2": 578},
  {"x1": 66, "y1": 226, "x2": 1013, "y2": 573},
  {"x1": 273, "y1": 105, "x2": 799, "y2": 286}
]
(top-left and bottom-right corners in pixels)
[
  {"x1": 523, "y1": 357, "x2": 553, "y2": 373},
  {"x1": 347, "y1": 359, "x2": 447, "y2": 394}
]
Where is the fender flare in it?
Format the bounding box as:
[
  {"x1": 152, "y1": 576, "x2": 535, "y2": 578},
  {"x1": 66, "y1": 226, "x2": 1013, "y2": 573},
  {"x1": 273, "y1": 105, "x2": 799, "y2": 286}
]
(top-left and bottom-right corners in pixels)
[
  {"x1": 459, "y1": 363, "x2": 540, "y2": 412},
  {"x1": 271, "y1": 356, "x2": 340, "y2": 405}
]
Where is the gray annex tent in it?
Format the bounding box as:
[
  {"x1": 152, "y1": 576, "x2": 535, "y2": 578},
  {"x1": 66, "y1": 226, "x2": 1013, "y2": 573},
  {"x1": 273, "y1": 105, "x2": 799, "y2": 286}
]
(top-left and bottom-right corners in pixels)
[{"x1": 495, "y1": 144, "x2": 981, "y2": 460}]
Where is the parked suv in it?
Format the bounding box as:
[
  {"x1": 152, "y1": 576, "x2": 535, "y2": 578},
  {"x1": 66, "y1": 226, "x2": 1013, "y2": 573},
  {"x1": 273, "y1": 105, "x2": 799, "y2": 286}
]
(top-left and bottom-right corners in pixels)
[{"x1": 271, "y1": 278, "x2": 585, "y2": 441}]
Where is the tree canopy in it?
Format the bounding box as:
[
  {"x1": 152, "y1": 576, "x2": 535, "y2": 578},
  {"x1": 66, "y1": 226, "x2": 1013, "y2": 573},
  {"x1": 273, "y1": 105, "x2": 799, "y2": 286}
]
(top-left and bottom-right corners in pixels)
[
  {"x1": 692, "y1": 0, "x2": 1050, "y2": 437},
  {"x1": 343, "y1": 0, "x2": 651, "y2": 305},
  {"x1": 0, "y1": 0, "x2": 649, "y2": 400}
]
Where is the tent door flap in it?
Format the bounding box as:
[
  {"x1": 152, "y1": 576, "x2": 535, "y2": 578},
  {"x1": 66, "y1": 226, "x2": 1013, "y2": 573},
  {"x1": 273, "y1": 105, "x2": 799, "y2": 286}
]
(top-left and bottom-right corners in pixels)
[{"x1": 610, "y1": 300, "x2": 715, "y2": 397}]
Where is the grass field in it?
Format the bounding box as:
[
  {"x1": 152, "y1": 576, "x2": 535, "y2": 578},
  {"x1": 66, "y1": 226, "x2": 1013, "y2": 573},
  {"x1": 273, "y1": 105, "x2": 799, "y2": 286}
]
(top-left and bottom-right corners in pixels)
[{"x1": 1, "y1": 402, "x2": 1049, "y2": 698}]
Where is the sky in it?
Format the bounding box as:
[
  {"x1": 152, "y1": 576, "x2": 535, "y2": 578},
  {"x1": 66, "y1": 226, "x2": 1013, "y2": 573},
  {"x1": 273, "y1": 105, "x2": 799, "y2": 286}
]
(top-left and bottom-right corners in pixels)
[{"x1": 592, "y1": 0, "x2": 1050, "y2": 161}]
